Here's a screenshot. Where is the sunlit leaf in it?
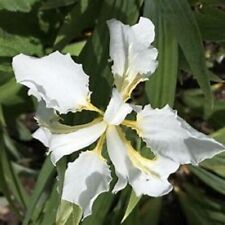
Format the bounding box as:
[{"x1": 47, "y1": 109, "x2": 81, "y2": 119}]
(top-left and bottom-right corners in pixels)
[
  {"x1": 121, "y1": 191, "x2": 141, "y2": 223},
  {"x1": 0, "y1": 29, "x2": 43, "y2": 57},
  {"x1": 56, "y1": 200, "x2": 82, "y2": 225},
  {"x1": 0, "y1": 0, "x2": 39, "y2": 12}
]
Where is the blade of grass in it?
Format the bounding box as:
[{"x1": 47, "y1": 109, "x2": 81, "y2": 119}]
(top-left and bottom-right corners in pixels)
[
  {"x1": 161, "y1": 0, "x2": 213, "y2": 107},
  {"x1": 40, "y1": 183, "x2": 59, "y2": 225},
  {"x1": 23, "y1": 156, "x2": 55, "y2": 225},
  {"x1": 144, "y1": 0, "x2": 178, "y2": 108}
]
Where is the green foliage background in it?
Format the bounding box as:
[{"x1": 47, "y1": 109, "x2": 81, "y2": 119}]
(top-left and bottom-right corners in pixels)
[{"x1": 0, "y1": 0, "x2": 225, "y2": 224}]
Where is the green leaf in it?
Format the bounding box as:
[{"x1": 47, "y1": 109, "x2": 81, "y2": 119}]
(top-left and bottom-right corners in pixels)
[
  {"x1": 0, "y1": 0, "x2": 39, "y2": 12},
  {"x1": 211, "y1": 127, "x2": 225, "y2": 145},
  {"x1": 141, "y1": 198, "x2": 162, "y2": 225},
  {"x1": 196, "y1": 5, "x2": 225, "y2": 41},
  {"x1": 161, "y1": 0, "x2": 212, "y2": 105},
  {"x1": 181, "y1": 86, "x2": 225, "y2": 126},
  {"x1": 0, "y1": 121, "x2": 29, "y2": 212},
  {"x1": 178, "y1": 183, "x2": 225, "y2": 225},
  {"x1": 0, "y1": 127, "x2": 23, "y2": 219},
  {"x1": 190, "y1": 0, "x2": 225, "y2": 5},
  {"x1": 200, "y1": 128, "x2": 225, "y2": 178},
  {"x1": 82, "y1": 193, "x2": 114, "y2": 225},
  {"x1": 54, "y1": 0, "x2": 102, "y2": 50},
  {"x1": 0, "y1": 28, "x2": 43, "y2": 57},
  {"x1": 123, "y1": 208, "x2": 140, "y2": 225},
  {"x1": 41, "y1": 0, "x2": 78, "y2": 9},
  {"x1": 56, "y1": 200, "x2": 82, "y2": 225},
  {"x1": 201, "y1": 152, "x2": 225, "y2": 178},
  {"x1": 0, "y1": 10, "x2": 44, "y2": 45},
  {"x1": 121, "y1": 191, "x2": 141, "y2": 223},
  {"x1": 40, "y1": 184, "x2": 60, "y2": 225},
  {"x1": 0, "y1": 155, "x2": 22, "y2": 219},
  {"x1": 0, "y1": 145, "x2": 28, "y2": 220},
  {"x1": 0, "y1": 78, "x2": 22, "y2": 104},
  {"x1": 178, "y1": 187, "x2": 213, "y2": 225},
  {"x1": 15, "y1": 119, "x2": 32, "y2": 141},
  {"x1": 3, "y1": 130, "x2": 21, "y2": 159},
  {"x1": 189, "y1": 166, "x2": 225, "y2": 195},
  {"x1": 144, "y1": 0, "x2": 178, "y2": 108},
  {"x1": 0, "y1": 59, "x2": 13, "y2": 85},
  {"x1": 22, "y1": 157, "x2": 55, "y2": 225},
  {"x1": 62, "y1": 41, "x2": 86, "y2": 56},
  {"x1": 56, "y1": 158, "x2": 67, "y2": 198}
]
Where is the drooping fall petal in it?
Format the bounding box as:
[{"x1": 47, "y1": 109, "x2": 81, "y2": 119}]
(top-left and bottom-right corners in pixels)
[
  {"x1": 12, "y1": 51, "x2": 91, "y2": 114},
  {"x1": 106, "y1": 126, "x2": 179, "y2": 197},
  {"x1": 136, "y1": 105, "x2": 225, "y2": 165},
  {"x1": 62, "y1": 151, "x2": 112, "y2": 218},
  {"x1": 50, "y1": 120, "x2": 107, "y2": 165}
]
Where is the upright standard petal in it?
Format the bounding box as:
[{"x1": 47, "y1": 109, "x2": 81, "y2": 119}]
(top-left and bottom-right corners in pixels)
[
  {"x1": 107, "y1": 17, "x2": 158, "y2": 100},
  {"x1": 104, "y1": 88, "x2": 132, "y2": 125},
  {"x1": 106, "y1": 126, "x2": 179, "y2": 197},
  {"x1": 50, "y1": 120, "x2": 107, "y2": 165},
  {"x1": 136, "y1": 105, "x2": 225, "y2": 165},
  {"x1": 62, "y1": 151, "x2": 112, "y2": 219},
  {"x1": 12, "y1": 51, "x2": 91, "y2": 114}
]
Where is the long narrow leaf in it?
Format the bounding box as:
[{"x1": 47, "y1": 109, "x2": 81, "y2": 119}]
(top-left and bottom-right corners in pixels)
[
  {"x1": 144, "y1": 0, "x2": 178, "y2": 108},
  {"x1": 161, "y1": 0, "x2": 212, "y2": 105}
]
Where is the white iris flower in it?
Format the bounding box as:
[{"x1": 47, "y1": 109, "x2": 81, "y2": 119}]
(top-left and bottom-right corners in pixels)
[{"x1": 12, "y1": 17, "x2": 225, "y2": 219}]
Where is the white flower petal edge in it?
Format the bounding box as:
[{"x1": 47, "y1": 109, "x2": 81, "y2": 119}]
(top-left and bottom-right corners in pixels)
[
  {"x1": 107, "y1": 17, "x2": 158, "y2": 100},
  {"x1": 12, "y1": 51, "x2": 91, "y2": 114},
  {"x1": 106, "y1": 126, "x2": 179, "y2": 197},
  {"x1": 50, "y1": 120, "x2": 107, "y2": 165},
  {"x1": 34, "y1": 101, "x2": 84, "y2": 134},
  {"x1": 35, "y1": 101, "x2": 57, "y2": 122},
  {"x1": 62, "y1": 151, "x2": 112, "y2": 219},
  {"x1": 104, "y1": 88, "x2": 132, "y2": 125},
  {"x1": 136, "y1": 105, "x2": 225, "y2": 165},
  {"x1": 132, "y1": 17, "x2": 155, "y2": 47},
  {"x1": 33, "y1": 127, "x2": 51, "y2": 148}
]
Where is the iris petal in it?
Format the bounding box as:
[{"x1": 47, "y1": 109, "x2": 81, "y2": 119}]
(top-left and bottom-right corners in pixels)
[
  {"x1": 106, "y1": 126, "x2": 179, "y2": 197},
  {"x1": 13, "y1": 51, "x2": 91, "y2": 114},
  {"x1": 107, "y1": 17, "x2": 158, "y2": 100},
  {"x1": 62, "y1": 151, "x2": 112, "y2": 219},
  {"x1": 136, "y1": 105, "x2": 225, "y2": 165},
  {"x1": 104, "y1": 88, "x2": 132, "y2": 125}
]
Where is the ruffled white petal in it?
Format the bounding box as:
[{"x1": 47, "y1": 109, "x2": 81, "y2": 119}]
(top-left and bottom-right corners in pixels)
[
  {"x1": 12, "y1": 51, "x2": 91, "y2": 114},
  {"x1": 32, "y1": 127, "x2": 51, "y2": 147},
  {"x1": 132, "y1": 17, "x2": 155, "y2": 47},
  {"x1": 107, "y1": 17, "x2": 158, "y2": 100},
  {"x1": 136, "y1": 105, "x2": 225, "y2": 165},
  {"x1": 35, "y1": 101, "x2": 59, "y2": 126},
  {"x1": 50, "y1": 120, "x2": 107, "y2": 165},
  {"x1": 62, "y1": 151, "x2": 112, "y2": 219},
  {"x1": 104, "y1": 88, "x2": 132, "y2": 125},
  {"x1": 106, "y1": 126, "x2": 179, "y2": 197}
]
